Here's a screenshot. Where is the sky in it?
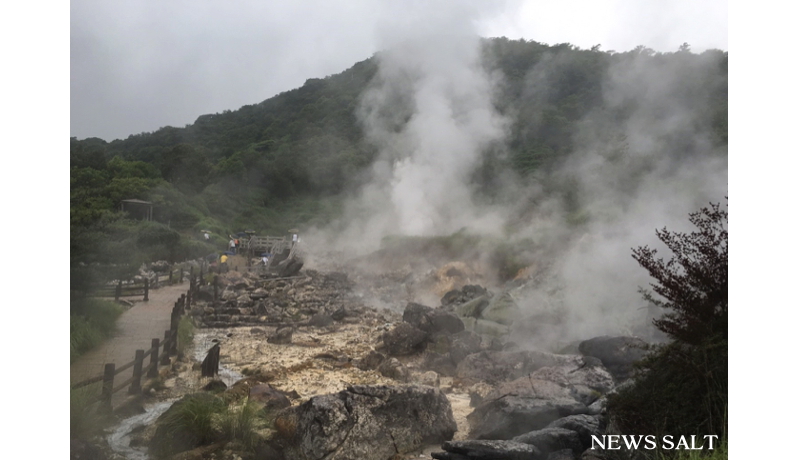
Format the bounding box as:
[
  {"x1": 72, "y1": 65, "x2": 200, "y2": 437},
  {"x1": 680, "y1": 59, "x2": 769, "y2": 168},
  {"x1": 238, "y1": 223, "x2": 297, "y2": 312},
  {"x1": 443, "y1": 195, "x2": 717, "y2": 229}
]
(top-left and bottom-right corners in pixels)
[{"x1": 70, "y1": 0, "x2": 727, "y2": 142}]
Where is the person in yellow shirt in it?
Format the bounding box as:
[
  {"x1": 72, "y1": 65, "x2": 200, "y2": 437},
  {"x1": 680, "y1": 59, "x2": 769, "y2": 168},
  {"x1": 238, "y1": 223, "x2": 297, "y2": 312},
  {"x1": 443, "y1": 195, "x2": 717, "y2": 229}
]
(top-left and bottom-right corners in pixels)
[{"x1": 220, "y1": 254, "x2": 228, "y2": 273}]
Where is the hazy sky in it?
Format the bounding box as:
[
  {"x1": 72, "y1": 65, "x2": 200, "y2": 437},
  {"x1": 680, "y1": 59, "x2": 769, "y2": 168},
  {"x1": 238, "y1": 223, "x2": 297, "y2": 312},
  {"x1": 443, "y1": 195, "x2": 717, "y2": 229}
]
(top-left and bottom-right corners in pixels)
[{"x1": 70, "y1": 0, "x2": 727, "y2": 142}]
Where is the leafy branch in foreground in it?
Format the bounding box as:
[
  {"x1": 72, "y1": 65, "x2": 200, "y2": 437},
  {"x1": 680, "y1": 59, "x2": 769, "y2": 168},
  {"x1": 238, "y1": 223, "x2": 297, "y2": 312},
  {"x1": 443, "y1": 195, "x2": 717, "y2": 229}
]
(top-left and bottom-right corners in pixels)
[{"x1": 632, "y1": 201, "x2": 727, "y2": 345}]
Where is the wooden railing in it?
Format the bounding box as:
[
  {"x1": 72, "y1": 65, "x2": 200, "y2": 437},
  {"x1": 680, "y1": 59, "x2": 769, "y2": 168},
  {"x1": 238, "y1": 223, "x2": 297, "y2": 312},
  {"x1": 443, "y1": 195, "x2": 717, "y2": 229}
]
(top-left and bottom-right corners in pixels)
[
  {"x1": 72, "y1": 276, "x2": 201, "y2": 410},
  {"x1": 86, "y1": 264, "x2": 206, "y2": 301}
]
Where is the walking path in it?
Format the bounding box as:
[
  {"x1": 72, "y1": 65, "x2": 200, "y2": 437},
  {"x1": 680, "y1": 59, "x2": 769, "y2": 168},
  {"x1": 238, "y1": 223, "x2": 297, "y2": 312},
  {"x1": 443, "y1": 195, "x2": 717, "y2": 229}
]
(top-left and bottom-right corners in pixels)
[{"x1": 70, "y1": 282, "x2": 191, "y2": 405}]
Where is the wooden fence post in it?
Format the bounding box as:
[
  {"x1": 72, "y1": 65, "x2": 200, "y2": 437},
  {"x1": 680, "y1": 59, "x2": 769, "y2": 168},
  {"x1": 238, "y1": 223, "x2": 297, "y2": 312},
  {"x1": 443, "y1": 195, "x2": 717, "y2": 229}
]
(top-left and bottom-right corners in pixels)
[
  {"x1": 129, "y1": 350, "x2": 145, "y2": 394},
  {"x1": 101, "y1": 363, "x2": 115, "y2": 410},
  {"x1": 144, "y1": 278, "x2": 149, "y2": 301},
  {"x1": 180, "y1": 268, "x2": 184, "y2": 283},
  {"x1": 161, "y1": 330, "x2": 171, "y2": 365},
  {"x1": 170, "y1": 302, "x2": 178, "y2": 331},
  {"x1": 169, "y1": 268, "x2": 173, "y2": 285},
  {"x1": 170, "y1": 329, "x2": 178, "y2": 356},
  {"x1": 148, "y1": 338, "x2": 160, "y2": 378},
  {"x1": 115, "y1": 282, "x2": 122, "y2": 301},
  {"x1": 190, "y1": 265, "x2": 194, "y2": 281}
]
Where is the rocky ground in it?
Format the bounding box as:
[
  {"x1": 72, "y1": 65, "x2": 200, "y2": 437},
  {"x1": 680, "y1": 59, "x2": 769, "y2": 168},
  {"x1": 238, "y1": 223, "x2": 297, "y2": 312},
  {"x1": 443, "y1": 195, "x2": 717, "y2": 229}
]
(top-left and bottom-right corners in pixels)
[{"x1": 82, "y1": 252, "x2": 650, "y2": 460}]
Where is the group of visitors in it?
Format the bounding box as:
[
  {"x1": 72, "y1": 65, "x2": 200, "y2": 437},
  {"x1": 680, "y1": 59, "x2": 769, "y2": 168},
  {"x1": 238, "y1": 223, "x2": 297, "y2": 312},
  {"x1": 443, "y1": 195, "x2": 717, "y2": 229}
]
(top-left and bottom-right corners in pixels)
[{"x1": 203, "y1": 230, "x2": 301, "y2": 272}]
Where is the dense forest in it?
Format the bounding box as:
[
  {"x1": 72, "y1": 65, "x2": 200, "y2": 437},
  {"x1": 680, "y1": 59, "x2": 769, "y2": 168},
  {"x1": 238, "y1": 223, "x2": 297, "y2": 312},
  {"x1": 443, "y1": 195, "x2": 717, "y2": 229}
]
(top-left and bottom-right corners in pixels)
[{"x1": 70, "y1": 37, "x2": 727, "y2": 289}]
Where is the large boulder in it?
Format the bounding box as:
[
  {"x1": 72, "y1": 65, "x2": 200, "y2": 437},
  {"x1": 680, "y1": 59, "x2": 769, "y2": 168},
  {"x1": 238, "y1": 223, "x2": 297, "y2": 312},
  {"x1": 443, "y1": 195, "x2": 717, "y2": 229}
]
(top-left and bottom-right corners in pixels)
[
  {"x1": 449, "y1": 330, "x2": 483, "y2": 365},
  {"x1": 355, "y1": 350, "x2": 386, "y2": 371},
  {"x1": 441, "y1": 284, "x2": 489, "y2": 308},
  {"x1": 546, "y1": 414, "x2": 604, "y2": 451},
  {"x1": 382, "y1": 322, "x2": 428, "y2": 356},
  {"x1": 456, "y1": 296, "x2": 491, "y2": 318},
  {"x1": 275, "y1": 385, "x2": 456, "y2": 460},
  {"x1": 463, "y1": 317, "x2": 512, "y2": 337},
  {"x1": 485, "y1": 375, "x2": 579, "y2": 403},
  {"x1": 149, "y1": 393, "x2": 224, "y2": 458},
  {"x1": 481, "y1": 291, "x2": 522, "y2": 326},
  {"x1": 276, "y1": 257, "x2": 304, "y2": 277},
  {"x1": 377, "y1": 358, "x2": 410, "y2": 382},
  {"x1": 456, "y1": 351, "x2": 579, "y2": 384},
  {"x1": 249, "y1": 384, "x2": 291, "y2": 415},
  {"x1": 432, "y1": 440, "x2": 541, "y2": 460},
  {"x1": 468, "y1": 396, "x2": 590, "y2": 440},
  {"x1": 512, "y1": 427, "x2": 583, "y2": 458},
  {"x1": 403, "y1": 302, "x2": 465, "y2": 335},
  {"x1": 578, "y1": 336, "x2": 648, "y2": 381}
]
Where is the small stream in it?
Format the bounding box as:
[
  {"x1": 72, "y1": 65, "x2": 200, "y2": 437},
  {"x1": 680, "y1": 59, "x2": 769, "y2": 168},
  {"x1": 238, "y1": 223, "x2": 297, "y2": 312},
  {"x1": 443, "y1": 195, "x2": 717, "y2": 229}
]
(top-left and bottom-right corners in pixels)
[{"x1": 107, "y1": 330, "x2": 244, "y2": 459}]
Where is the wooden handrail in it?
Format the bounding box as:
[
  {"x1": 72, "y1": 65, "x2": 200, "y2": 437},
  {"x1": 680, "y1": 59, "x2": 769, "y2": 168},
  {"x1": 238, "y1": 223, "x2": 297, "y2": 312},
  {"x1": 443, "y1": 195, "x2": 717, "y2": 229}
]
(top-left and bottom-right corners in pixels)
[{"x1": 72, "y1": 285, "x2": 194, "y2": 406}]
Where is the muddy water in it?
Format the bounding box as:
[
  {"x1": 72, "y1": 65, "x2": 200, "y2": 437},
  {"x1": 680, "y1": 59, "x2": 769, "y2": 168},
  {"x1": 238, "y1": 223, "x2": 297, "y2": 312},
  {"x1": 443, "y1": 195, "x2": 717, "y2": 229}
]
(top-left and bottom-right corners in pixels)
[{"x1": 106, "y1": 399, "x2": 176, "y2": 460}]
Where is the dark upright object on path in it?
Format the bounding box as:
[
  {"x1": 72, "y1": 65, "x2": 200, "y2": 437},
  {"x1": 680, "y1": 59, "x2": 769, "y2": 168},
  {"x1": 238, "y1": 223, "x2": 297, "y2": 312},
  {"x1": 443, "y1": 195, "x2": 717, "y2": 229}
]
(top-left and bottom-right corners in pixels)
[{"x1": 201, "y1": 343, "x2": 220, "y2": 377}]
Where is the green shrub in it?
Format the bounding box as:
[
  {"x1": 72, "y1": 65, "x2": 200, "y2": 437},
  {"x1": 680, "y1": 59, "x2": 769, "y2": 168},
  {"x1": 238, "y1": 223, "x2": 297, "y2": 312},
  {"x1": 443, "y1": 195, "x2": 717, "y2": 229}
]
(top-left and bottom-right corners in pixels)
[
  {"x1": 154, "y1": 394, "x2": 226, "y2": 457},
  {"x1": 219, "y1": 398, "x2": 265, "y2": 450},
  {"x1": 177, "y1": 316, "x2": 194, "y2": 355},
  {"x1": 607, "y1": 201, "x2": 727, "y2": 447},
  {"x1": 153, "y1": 394, "x2": 267, "y2": 457},
  {"x1": 607, "y1": 337, "x2": 727, "y2": 439},
  {"x1": 70, "y1": 384, "x2": 105, "y2": 439},
  {"x1": 70, "y1": 299, "x2": 124, "y2": 362}
]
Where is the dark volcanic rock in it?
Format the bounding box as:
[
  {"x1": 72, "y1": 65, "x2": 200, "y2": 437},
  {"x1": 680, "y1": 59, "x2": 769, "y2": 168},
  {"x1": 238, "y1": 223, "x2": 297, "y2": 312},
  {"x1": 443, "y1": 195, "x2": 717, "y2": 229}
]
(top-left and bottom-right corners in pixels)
[
  {"x1": 382, "y1": 322, "x2": 428, "y2": 356},
  {"x1": 377, "y1": 357, "x2": 410, "y2": 382},
  {"x1": 449, "y1": 330, "x2": 483, "y2": 364},
  {"x1": 578, "y1": 336, "x2": 647, "y2": 381},
  {"x1": 547, "y1": 449, "x2": 577, "y2": 460},
  {"x1": 546, "y1": 414, "x2": 604, "y2": 451},
  {"x1": 403, "y1": 302, "x2": 465, "y2": 335},
  {"x1": 276, "y1": 257, "x2": 304, "y2": 277},
  {"x1": 249, "y1": 384, "x2": 291, "y2": 414},
  {"x1": 150, "y1": 393, "x2": 223, "y2": 457},
  {"x1": 201, "y1": 380, "x2": 227, "y2": 392},
  {"x1": 456, "y1": 350, "x2": 575, "y2": 384},
  {"x1": 441, "y1": 284, "x2": 489, "y2": 308},
  {"x1": 355, "y1": 350, "x2": 386, "y2": 371},
  {"x1": 276, "y1": 385, "x2": 456, "y2": 460},
  {"x1": 432, "y1": 439, "x2": 541, "y2": 460},
  {"x1": 468, "y1": 396, "x2": 590, "y2": 440},
  {"x1": 512, "y1": 427, "x2": 583, "y2": 457},
  {"x1": 268, "y1": 327, "x2": 293, "y2": 344},
  {"x1": 308, "y1": 313, "x2": 334, "y2": 328}
]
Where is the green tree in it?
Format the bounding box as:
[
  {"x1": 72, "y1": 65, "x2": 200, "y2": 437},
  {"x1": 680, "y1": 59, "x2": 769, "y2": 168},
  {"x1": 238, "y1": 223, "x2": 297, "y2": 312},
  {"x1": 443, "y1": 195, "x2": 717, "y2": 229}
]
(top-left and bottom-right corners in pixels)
[
  {"x1": 607, "y1": 201, "x2": 728, "y2": 441},
  {"x1": 632, "y1": 201, "x2": 728, "y2": 345}
]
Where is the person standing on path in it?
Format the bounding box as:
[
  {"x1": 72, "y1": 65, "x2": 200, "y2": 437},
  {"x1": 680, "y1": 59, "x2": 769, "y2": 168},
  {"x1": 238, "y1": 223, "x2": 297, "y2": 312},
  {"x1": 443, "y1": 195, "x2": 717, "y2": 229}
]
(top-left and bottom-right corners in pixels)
[{"x1": 229, "y1": 237, "x2": 236, "y2": 254}]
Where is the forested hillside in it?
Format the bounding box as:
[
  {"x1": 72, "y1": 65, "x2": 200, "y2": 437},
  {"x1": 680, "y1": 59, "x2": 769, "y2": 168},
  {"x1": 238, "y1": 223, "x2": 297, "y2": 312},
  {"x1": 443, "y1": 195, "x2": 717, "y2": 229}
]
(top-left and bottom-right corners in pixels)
[{"x1": 70, "y1": 37, "x2": 727, "y2": 288}]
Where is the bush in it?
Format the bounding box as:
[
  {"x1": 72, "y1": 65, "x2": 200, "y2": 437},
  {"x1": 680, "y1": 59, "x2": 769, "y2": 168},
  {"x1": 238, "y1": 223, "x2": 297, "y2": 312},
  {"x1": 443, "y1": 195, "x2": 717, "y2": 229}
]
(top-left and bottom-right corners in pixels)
[
  {"x1": 70, "y1": 384, "x2": 106, "y2": 439},
  {"x1": 607, "y1": 337, "x2": 727, "y2": 438},
  {"x1": 219, "y1": 398, "x2": 266, "y2": 450},
  {"x1": 152, "y1": 394, "x2": 267, "y2": 457},
  {"x1": 153, "y1": 394, "x2": 226, "y2": 457},
  {"x1": 607, "y1": 201, "x2": 727, "y2": 447},
  {"x1": 70, "y1": 299, "x2": 124, "y2": 362},
  {"x1": 177, "y1": 316, "x2": 194, "y2": 356}
]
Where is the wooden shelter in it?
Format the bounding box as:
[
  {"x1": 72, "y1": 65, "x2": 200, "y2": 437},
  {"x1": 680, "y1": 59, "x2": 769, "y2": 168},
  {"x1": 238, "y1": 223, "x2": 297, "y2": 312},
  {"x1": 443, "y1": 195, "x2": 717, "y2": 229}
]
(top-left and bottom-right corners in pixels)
[{"x1": 120, "y1": 199, "x2": 154, "y2": 221}]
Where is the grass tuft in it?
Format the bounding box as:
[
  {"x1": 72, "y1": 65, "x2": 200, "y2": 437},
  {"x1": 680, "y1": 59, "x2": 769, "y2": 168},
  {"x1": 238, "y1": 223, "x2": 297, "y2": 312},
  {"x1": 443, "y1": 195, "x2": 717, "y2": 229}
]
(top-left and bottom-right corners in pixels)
[
  {"x1": 70, "y1": 384, "x2": 106, "y2": 439},
  {"x1": 70, "y1": 299, "x2": 124, "y2": 362}
]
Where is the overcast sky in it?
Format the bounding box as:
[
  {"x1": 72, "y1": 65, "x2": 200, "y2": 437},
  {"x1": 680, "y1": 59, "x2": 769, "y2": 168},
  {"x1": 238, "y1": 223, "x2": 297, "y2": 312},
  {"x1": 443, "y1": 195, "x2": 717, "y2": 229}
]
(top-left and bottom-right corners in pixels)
[{"x1": 70, "y1": 0, "x2": 727, "y2": 142}]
